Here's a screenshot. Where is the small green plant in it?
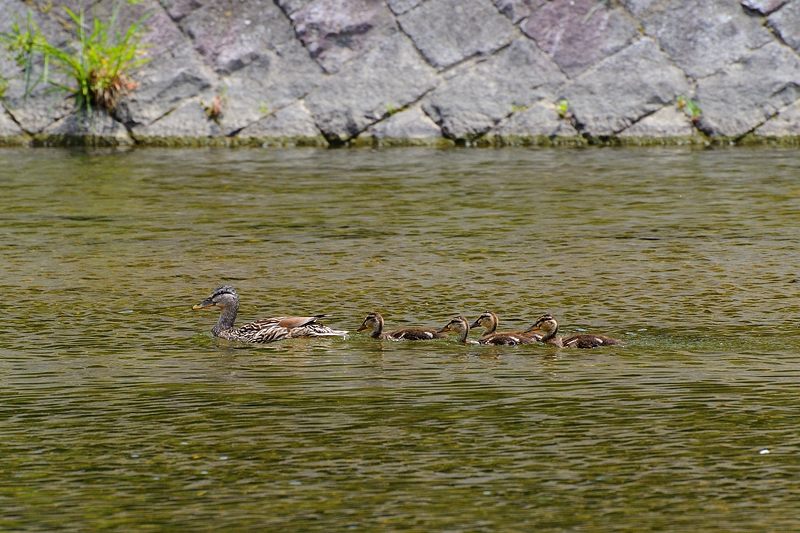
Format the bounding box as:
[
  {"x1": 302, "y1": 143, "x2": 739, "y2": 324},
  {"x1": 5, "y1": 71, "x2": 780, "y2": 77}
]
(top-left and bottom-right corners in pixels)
[
  {"x1": 556, "y1": 98, "x2": 571, "y2": 119},
  {"x1": 0, "y1": 75, "x2": 7, "y2": 99},
  {"x1": 2, "y1": 2, "x2": 149, "y2": 113},
  {"x1": 510, "y1": 104, "x2": 528, "y2": 113},
  {"x1": 385, "y1": 104, "x2": 402, "y2": 117},
  {"x1": 677, "y1": 95, "x2": 702, "y2": 123},
  {"x1": 258, "y1": 102, "x2": 270, "y2": 115}
]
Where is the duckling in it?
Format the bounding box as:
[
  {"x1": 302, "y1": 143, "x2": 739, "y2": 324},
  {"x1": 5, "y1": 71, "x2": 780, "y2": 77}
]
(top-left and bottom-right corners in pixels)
[
  {"x1": 436, "y1": 316, "x2": 479, "y2": 344},
  {"x1": 356, "y1": 311, "x2": 446, "y2": 340},
  {"x1": 470, "y1": 311, "x2": 542, "y2": 345},
  {"x1": 531, "y1": 313, "x2": 622, "y2": 348},
  {"x1": 193, "y1": 285, "x2": 347, "y2": 343}
]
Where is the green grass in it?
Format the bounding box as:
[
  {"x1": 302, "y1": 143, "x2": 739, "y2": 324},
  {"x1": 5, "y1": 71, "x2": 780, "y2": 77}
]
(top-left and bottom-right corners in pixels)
[{"x1": 2, "y1": 1, "x2": 149, "y2": 113}]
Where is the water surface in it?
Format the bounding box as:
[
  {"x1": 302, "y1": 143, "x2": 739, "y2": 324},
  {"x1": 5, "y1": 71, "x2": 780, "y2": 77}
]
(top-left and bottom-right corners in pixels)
[{"x1": 1, "y1": 147, "x2": 799, "y2": 530}]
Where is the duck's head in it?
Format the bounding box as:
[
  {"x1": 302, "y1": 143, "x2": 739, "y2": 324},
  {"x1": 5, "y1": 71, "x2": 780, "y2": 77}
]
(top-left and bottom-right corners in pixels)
[
  {"x1": 193, "y1": 285, "x2": 239, "y2": 311},
  {"x1": 357, "y1": 312, "x2": 384, "y2": 332},
  {"x1": 470, "y1": 311, "x2": 498, "y2": 332},
  {"x1": 437, "y1": 315, "x2": 469, "y2": 335},
  {"x1": 528, "y1": 313, "x2": 558, "y2": 338}
]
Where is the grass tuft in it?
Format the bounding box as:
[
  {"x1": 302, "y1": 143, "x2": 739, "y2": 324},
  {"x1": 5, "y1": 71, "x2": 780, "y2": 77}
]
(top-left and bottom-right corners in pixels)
[{"x1": 1, "y1": 1, "x2": 149, "y2": 113}]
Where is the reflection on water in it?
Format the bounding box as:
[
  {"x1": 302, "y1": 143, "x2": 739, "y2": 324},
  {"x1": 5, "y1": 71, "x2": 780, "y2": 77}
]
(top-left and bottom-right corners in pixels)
[{"x1": 1, "y1": 147, "x2": 799, "y2": 530}]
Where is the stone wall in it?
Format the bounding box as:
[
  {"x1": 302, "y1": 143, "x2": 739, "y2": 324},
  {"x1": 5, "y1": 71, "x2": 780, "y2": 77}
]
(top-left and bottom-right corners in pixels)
[{"x1": 0, "y1": 0, "x2": 798, "y2": 147}]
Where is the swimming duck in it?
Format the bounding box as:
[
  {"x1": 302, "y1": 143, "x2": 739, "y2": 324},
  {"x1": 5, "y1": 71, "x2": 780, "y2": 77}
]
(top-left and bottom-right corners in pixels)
[
  {"x1": 193, "y1": 285, "x2": 348, "y2": 343},
  {"x1": 356, "y1": 311, "x2": 446, "y2": 340},
  {"x1": 437, "y1": 316, "x2": 479, "y2": 344},
  {"x1": 530, "y1": 313, "x2": 622, "y2": 348},
  {"x1": 470, "y1": 311, "x2": 542, "y2": 345}
]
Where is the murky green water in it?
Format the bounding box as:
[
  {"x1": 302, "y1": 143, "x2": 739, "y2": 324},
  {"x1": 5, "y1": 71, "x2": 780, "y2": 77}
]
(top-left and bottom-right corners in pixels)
[{"x1": 1, "y1": 146, "x2": 799, "y2": 530}]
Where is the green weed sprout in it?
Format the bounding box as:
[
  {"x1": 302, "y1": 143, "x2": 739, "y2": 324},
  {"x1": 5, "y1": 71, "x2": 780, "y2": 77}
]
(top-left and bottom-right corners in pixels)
[{"x1": 677, "y1": 95, "x2": 702, "y2": 123}]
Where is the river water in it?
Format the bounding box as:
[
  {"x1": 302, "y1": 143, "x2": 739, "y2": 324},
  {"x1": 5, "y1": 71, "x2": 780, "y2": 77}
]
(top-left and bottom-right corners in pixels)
[{"x1": 1, "y1": 147, "x2": 799, "y2": 530}]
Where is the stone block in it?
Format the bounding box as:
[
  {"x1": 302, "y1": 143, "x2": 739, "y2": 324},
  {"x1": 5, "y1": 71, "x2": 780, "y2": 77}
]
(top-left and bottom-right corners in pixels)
[
  {"x1": 620, "y1": 0, "x2": 662, "y2": 16},
  {"x1": 522, "y1": 0, "x2": 639, "y2": 77},
  {"x1": 422, "y1": 38, "x2": 565, "y2": 139},
  {"x1": 768, "y1": 1, "x2": 800, "y2": 52},
  {"x1": 754, "y1": 99, "x2": 800, "y2": 136},
  {"x1": 113, "y1": 3, "x2": 216, "y2": 127},
  {"x1": 0, "y1": 107, "x2": 25, "y2": 137},
  {"x1": 696, "y1": 42, "x2": 800, "y2": 137},
  {"x1": 238, "y1": 101, "x2": 324, "y2": 140},
  {"x1": 363, "y1": 105, "x2": 442, "y2": 139},
  {"x1": 618, "y1": 106, "x2": 695, "y2": 137},
  {"x1": 387, "y1": 0, "x2": 426, "y2": 15},
  {"x1": 563, "y1": 38, "x2": 690, "y2": 135},
  {"x1": 287, "y1": 0, "x2": 397, "y2": 73},
  {"x1": 742, "y1": 0, "x2": 787, "y2": 15},
  {"x1": 275, "y1": 0, "x2": 316, "y2": 15},
  {"x1": 174, "y1": 0, "x2": 300, "y2": 74},
  {"x1": 305, "y1": 33, "x2": 438, "y2": 141},
  {"x1": 643, "y1": 0, "x2": 773, "y2": 78},
  {"x1": 398, "y1": 0, "x2": 515, "y2": 69},
  {"x1": 43, "y1": 109, "x2": 133, "y2": 144},
  {"x1": 490, "y1": 101, "x2": 580, "y2": 137},
  {"x1": 493, "y1": 0, "x2": 547, "y2": 23},
  {"x1": 131, "y1": 97, "x2": 220, "y2": 138}
]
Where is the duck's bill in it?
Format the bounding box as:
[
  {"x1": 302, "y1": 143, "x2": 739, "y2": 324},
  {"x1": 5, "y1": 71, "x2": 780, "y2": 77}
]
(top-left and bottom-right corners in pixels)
[
  {"x1": 356, "y1": 323, "x2": 368, "y2": 332},
  {"x1": 193, "y1": 300, "x2": 214, "y2": 310},
  {"x1": 469, "y1": 320, "x2": 481, "y2": 329}
]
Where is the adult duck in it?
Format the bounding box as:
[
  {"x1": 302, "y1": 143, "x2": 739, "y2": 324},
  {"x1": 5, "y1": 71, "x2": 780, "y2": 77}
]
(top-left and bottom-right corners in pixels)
[{"x1": 193, "y1": 285, "x2": 347, "y2": 343}]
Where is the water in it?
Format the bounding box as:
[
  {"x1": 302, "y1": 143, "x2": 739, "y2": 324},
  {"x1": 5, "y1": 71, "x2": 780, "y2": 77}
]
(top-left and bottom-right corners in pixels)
[{"x1": 1, "y1": 147, "x2": 799, "y2": 530}]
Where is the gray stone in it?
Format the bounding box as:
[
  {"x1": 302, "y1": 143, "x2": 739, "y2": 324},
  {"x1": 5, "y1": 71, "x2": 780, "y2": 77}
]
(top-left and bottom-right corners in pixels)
[
  {"x1": 305, "y1": 33, "x2": 438, "y2": 141},
  {"x1": 43, "y1": 109, "x2": 133, "y2": 144},
  {"x1": 493, "y1": 0, "x2": 547, "y2": 22},
  {"x1": 563, "y1": 38, "x2": 690, "y2": 135},
  {"x1": 489, "y1": 101, "x2": 580, "y2": 137},
  {"x1": 398, "y1": 0, "x2": 515, "y2": 69},
  {"x1": 275, "y1": 0, "x2": 316, "y2": 15},
  {"x1": 387, "y1": 0, "x2": 426, "y2": 15},
  {"x1": 754, "y1": 99, "x2": 800, "y2": 136},
  {"x1": 131, "y1": 97, "x2": 220, "y2": 138},
  {"x1": 618, "y1": 106, "x2": 695, "y2": 137},
  {"x1": 159, "y1": 0, "x2": 203, "y2": 21},
  {"x1": 112, "y1": 3, "x2": 216, "y2": 127},
  {"x1": 288, "y1": 0, "x2": 397, "y2": 74},
  {"x1": 643, "y1": 0, "x2": 773, "y2": 79},
  {"x1": 238, "y1": 101, "x2": 324, "y2": 140},
  {"x1": 696, "y1": 42, "x2": 800, "y2": 137},
  {"x1": 176, "y1": 0, "x2": 306, "y2": 74},
  {"x1": 0, "y1": 106, "x2": 25, "y2": 137},
  {"x1": 768, "y1": 1, "x2": 800, "y2": 51},
  {"x1": 422, "y1": 38, "x2": 565, "y2": 139},
  {"x1": 363, "y1": 105, "x2": 442, "y2": 139},
  {"x1": 214, "y1": 34, "x2": 322, "y2": 134},
  {"x1": 522, "y1": 0, "x2": 639, "y2": 77},
  {"x1": 620, "y1": 0, "x2": 662, "y2": 16},
  {"x1": 742, "y1": 0, "x2": 787, "y2": 15}
]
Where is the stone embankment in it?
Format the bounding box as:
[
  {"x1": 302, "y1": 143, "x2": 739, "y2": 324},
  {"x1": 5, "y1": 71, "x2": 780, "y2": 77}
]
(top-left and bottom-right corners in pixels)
[{"x1": 1, "y1": 0, "x2": 799, "y2": 147}]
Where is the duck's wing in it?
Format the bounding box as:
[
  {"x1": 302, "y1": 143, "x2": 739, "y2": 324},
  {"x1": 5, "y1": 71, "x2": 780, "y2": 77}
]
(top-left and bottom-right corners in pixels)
[
  {"x1": 276, "y1": 315, "x2": 327, "y2": 329},
  {"x1": 387, "y1": 328, "x2": 444, "y2": 341},
  {"x1": 562, "y1": 334, "x2": 622, "y2": 348},
  {"x1": 479, "y1": 332, "x2": 536, "y2": 346},
  {"x1": 230, "y1": 318, "x2": 290, "y2": 343}
]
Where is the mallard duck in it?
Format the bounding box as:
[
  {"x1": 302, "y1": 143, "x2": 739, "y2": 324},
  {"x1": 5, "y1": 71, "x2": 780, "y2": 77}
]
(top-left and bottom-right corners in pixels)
[
  {"x1": 531, "y1": 313, "x2": 622, "y2": 348},
  {"x1": 356, "y1": 311, "x2": 446, "y2": 340},
  {"x1": 470, "y1": 311, "x2": 542, "y2": 345},
  {"x1": 436, "y1": 316, "x2": 479, "y2": 344},
  {"x1": 192, "y1": 285, "x2": 347, "y2": 343}
]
